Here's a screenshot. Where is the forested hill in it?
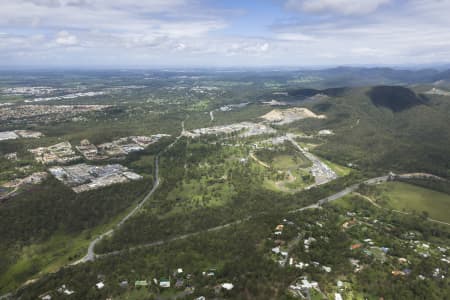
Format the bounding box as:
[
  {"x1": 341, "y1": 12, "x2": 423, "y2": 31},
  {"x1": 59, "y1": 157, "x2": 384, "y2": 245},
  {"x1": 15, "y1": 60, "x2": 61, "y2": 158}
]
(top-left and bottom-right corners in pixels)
[
  {"x1": 368, "y1": 86, "x2": 428, "y2": 112},
  {"x1": 292, "y1": 86, "x2": 450, "y2": 177}
]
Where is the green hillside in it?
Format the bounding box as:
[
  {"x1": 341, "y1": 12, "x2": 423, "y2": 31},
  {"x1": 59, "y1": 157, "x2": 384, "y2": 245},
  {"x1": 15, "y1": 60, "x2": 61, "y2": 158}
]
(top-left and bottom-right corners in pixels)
[
  {"x1": 377, "y1": 182, "x2": 450, "y2": 223},
  {"x1": 291, "y1": 86, "x2": 450, "y2": 177}
]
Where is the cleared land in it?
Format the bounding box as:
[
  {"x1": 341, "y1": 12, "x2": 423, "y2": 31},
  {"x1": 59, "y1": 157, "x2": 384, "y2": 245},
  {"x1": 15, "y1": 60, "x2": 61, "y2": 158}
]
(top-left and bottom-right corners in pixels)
[
  {"x1": 272, "y1": 154, "x2": 310, "y2": 170},
  {"x1": 377, "y1": 182, "x2": 450, "y2": 223},
  {"x1": 260, "y1": 107, "x2": 326, "y2": 125},
  {"x1": 256, "y1": 148, "x2": 314, "y2": 193}
]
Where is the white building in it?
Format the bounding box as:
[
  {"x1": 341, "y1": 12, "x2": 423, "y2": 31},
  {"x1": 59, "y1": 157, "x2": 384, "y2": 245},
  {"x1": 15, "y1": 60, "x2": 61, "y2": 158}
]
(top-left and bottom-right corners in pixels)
[
  {"x1": 222, "y1": 283, "x2": 234, "y2": 290},
  {"x1": 96, "y1": 282, "x2": 105, "y2": 289}
]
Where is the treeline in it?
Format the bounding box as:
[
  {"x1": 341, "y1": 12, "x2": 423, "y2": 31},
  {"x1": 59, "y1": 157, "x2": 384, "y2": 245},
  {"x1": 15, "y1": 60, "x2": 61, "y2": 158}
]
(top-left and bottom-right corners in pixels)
[
  {"x1": 17, "y1": 213, "x2": 299, "y2": 300},
  {"x1": 16, "y1": 198, "x2": 450, "y2": 300},
  {"x1": 95, "y1": 136, "x2": 365, "y2": 253},
  {"x1": 396, "y1": 177, "x2": 450, "y2": 195},
  {"x1": 0, "y1": 178, "x2": 152, "y2": 246}
]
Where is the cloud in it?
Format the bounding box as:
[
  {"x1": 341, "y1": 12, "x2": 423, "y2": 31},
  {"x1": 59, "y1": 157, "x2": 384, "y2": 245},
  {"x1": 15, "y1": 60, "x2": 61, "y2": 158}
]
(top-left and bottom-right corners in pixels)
[
  {"x1": 21, "y1": 0, "x2": 185, "y2": 10},
  {"x1": 55, "y1": 31, "x2": 78, "y2": 46},
  {"x1": 285, "y1": 0, "x2": 391, "y2": 15},
  {"x1": 350, "y1": 47, "x2": 385, "y2": 57},
  {"x1": 275, "y1": 32, "x2": 315, "y2": 41},
  {"x1": 225, "y1": 41, "x2": 270, "y2": 56},
  {"x1": 1, "y1": 0, "x2": 450, "y2": 67}
]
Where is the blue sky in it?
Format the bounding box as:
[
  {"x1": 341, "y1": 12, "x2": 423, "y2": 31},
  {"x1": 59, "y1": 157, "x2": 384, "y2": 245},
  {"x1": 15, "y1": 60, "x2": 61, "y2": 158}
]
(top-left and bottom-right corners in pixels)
[{"x1": 1, "y1": 0, "x2": 450, "y2": 68}]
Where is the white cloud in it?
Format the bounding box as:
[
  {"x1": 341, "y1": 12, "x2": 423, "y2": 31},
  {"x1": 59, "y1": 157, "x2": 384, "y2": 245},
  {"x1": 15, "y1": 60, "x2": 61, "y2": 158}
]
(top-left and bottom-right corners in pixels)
[
  {"x1": 275, "y1": 32, "x2": 315, "y2": 41},
  {"x1": 225, "y1": 41, "x2": 270, "y2": 56},
  {"x1": 351, "y1": 47, "x2": 385, "y2": 57},
  {"x1": 1, "y1": 0, "x2": 450, "y2": 67},
  {"x1": 285, "y1": 0, "x2": 391, "y2": 15},
  {"x1": 174, "y1": 43, "x2": 186, "y2": 51},
  {"x1": 21, "y1": 0, "x2": 187, "y2": 11},
  {"x1": 55, "y1": 31, "x2": 78, "y2": 46},
  {"x1": 260, "y1": 42, "x2": 269, "y2": 52}
]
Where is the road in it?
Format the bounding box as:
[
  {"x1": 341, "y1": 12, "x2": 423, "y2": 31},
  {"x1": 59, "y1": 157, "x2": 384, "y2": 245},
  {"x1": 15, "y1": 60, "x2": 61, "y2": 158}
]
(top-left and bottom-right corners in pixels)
[
  {"x1": 74, "y1": 119, "x2": 187, "y2": 264},
  {"x1": 97, "y1": 217, "x2": 251, "y2": 259},
  {"x1": 74, "y1": 155, "x2": 162, "y2": 263},
  {"x1": 72, "y1": 134, "x2": 445, "y2": 263},
  {"x1": 286, "y1": 134, "x2": 338, "y2": 187},
  {"x1": 249, "y1": 151, "x2": 270, "y2": 168},
  {"x1": 289, "y1": 176, "x2": 389, "y2": 213},
  {"x1": 92, "y1": 175, "x2": 394, "y2": 259}
]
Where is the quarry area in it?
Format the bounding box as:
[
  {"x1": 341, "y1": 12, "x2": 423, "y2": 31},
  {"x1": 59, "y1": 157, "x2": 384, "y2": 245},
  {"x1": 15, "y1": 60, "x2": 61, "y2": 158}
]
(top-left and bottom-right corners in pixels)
[
  {"x1": 261, "y1": 108, "x2": 326, "y2": 125},
  {"x1": 183, "y1": 122, "x2": 275, "y2": 138},
  {"x1": 49, "y1": 163, "x2": 142, "y2": 193},
  {"x1": 0, "y1": 130, "x2": 43, "y2": 141}
]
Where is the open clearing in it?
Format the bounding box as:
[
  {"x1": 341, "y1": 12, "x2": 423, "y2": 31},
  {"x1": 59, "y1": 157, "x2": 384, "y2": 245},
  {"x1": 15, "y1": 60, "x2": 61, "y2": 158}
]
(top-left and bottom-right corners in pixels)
[
  {"x1": 260, "y1": 107, "x2": 326, "y2": 125},
  {"x1": 256, "y1": 150, "x2": 313, "y2": 193},
  {"x1": 272, "y1": 154, "x2": 310, "y2": 170},
  {"x1": 377, "y1": 182, "x2": 450, "y2": 223}
]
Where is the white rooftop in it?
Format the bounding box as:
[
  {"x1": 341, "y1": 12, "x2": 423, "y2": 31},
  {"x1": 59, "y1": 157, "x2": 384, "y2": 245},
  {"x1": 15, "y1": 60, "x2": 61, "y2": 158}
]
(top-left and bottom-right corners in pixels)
[
  {"x1": 221, "y1": 283, "x2": 234, "y2": 290},
  {"x1": 96, "y1": 282, "x2": 105, "y2": 289}
]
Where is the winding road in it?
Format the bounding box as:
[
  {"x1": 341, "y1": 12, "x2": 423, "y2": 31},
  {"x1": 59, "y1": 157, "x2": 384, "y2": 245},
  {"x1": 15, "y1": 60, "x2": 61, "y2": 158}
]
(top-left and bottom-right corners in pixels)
[
  {"x1": 89, "y1": 173, "x2": 446, "y2": 260},
  {"x1": 69, "y1": 121, "x2": 447, "y2": 263},
  {"x1": 74, "y1": 154, "x2": 162, "y2": 263},
  {"x1": 73, "y1": 119, "x2": 187, "y2": 264}
]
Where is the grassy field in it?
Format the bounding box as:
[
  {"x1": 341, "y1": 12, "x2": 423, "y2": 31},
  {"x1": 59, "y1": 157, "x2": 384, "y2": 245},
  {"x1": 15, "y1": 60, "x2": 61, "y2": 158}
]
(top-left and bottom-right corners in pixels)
[
  {"x1": 256, "y1": 147, "x2": 314, "y2": 193},
  {"x1": 0, "y1": 232, "x2": 91, "y2": 293},
  {"x1": 272, "y1": 154, "x2": 310, "y2": 170},
  {"x1": 378, "y1": 182, "x2": 450, "y2": 223}
]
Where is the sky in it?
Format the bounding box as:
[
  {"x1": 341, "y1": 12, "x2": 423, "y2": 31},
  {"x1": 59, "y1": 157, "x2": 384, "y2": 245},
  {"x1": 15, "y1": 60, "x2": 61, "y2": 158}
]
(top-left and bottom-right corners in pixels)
[{"x1": 1, "y1": 0, "x2": 450, "y2": 68}]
